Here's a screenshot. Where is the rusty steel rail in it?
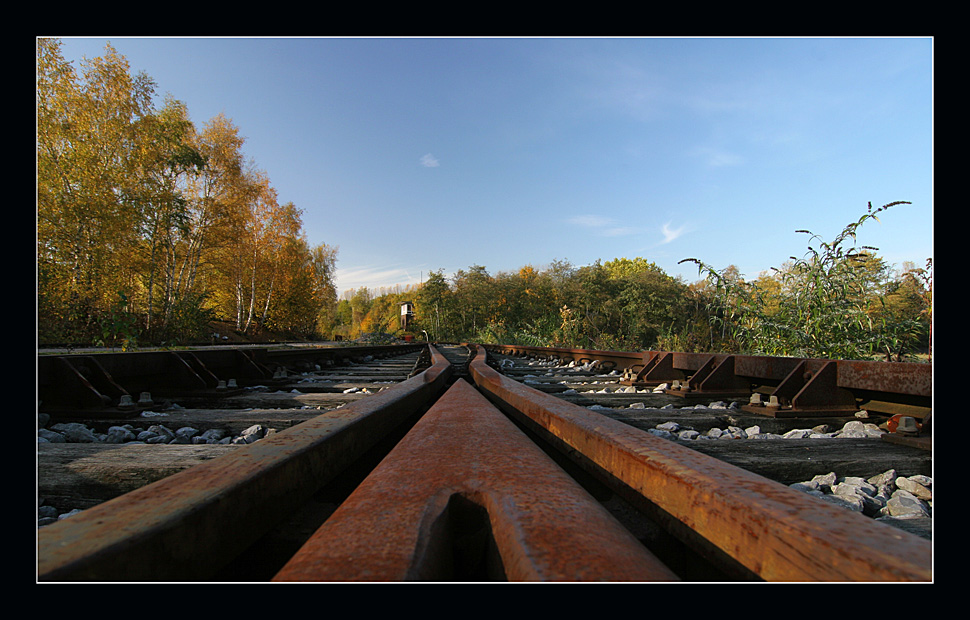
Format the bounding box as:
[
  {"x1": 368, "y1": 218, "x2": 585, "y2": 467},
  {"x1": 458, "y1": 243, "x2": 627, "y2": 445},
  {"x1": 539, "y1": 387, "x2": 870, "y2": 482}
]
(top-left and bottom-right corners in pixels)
[
  {"x1": 483, "y1": 344, "x2": 932, "y2": 419},
  {"x1": 274, "y1": 378, "x2": 678, "y2": 582},
  {"x1": 37, "y1": 346, "x2": 452, "y2": 581},
  {"x1": 37, "y1": 342, "x2": 933, "y2": 582},
  {"x1": 469, "y1": 344, "x2": 932, "y2": 581}
]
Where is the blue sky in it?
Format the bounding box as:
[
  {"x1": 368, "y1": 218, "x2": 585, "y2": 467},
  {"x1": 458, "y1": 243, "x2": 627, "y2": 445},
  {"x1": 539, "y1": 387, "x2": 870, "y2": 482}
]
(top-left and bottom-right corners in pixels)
[{"x1": 53, "y1": 36, "x2": 933, "y2": 297}]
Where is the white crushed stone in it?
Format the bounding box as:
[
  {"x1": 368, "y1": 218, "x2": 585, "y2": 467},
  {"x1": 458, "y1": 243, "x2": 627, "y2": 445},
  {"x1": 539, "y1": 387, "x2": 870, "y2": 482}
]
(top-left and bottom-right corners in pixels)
[{"x1": 789, "y1": 469, "x2": 932, "y2": 521}]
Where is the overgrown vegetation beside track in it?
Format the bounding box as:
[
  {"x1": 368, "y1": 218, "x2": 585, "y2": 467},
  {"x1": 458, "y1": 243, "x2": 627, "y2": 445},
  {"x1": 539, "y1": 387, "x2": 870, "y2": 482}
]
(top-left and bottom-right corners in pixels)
[
  {"x1": 679, "y1": 202, "x2": 931, "y2": 361},
  {"x1": 340, "y1": 203, "x2": 930, "y2": 361},
  {"x1": 36, "y1": 40, "x2": 931, "y2": 359}
]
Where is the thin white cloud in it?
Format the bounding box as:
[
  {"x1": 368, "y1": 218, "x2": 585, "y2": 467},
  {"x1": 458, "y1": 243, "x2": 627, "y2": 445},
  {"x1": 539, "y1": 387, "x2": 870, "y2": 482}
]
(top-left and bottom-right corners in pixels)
[
  {"x1": 661, "y1": 221, "x2": 687, "y2": 244},
  {"x1": 419, "y1": 153, "x2": 440, "y2": 168}
]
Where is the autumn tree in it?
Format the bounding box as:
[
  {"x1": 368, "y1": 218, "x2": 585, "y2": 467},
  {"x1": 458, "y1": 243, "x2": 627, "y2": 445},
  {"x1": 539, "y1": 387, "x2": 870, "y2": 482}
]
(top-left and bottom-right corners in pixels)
[
  {"x1": 252, "y1": 198, "x2": 303, "y2": 333},
  {"x1": 311, "y1": 243, "x2": 339, "y2": 337},
  {"x1": 347, "y1": 287, "x2": 374, "y2": 338},
  {"x1": 38, "y1": 39, "x2": 338, "y2": 345},
  {"x1": 148, "y1": 112, "x2": 249, "y2": 341},
  {"x1": 133, "y1": 97, "x2": 207, "y2": 341},
  {"x1": 38, "y1": 38, "x2": 160, "y2": 345},
  {"x1": 871, "y1": 259, "x2": 932, "y2": 360},
  {"x1": 482, "y1": 266, "x2": 561, "y2": 346}
]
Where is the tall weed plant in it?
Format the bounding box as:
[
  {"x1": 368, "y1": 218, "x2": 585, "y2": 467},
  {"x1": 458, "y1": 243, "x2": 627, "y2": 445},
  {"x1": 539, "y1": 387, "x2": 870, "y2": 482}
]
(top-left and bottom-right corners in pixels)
[{"x1": 681, "y1": 201, "x2": 924, "y2": 360}]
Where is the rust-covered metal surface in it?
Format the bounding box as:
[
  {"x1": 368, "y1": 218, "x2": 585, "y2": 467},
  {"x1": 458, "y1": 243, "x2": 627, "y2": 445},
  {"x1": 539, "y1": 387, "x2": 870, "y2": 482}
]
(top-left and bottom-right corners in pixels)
[
  {"x1": 482, "y1": 344, "x2": 932, "y2": 418},
  {"x1": 37, "y1": 343, "x2": 426, "y2": 414},
  {"x1": 483, "y1": 344, "x2": 931, "y2": 397},
  {"x1": 36, "y1": 341, "x2": 933, "y2": 582},
  {"x1": 469, "y1": 345, "x2": 932, "y2": 582},
  {"x1": 273, "y1": 378, "x2": 679, "y2": 582},
  {"x1": 37, "y1": 346, "x2": 452, "y2": 581}
]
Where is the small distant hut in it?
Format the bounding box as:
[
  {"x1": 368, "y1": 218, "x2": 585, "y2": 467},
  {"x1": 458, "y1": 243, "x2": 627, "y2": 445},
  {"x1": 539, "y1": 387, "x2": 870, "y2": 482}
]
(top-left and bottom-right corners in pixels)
[{"x1": 400, "y1": 301, "x2": 414, "y2": 330}]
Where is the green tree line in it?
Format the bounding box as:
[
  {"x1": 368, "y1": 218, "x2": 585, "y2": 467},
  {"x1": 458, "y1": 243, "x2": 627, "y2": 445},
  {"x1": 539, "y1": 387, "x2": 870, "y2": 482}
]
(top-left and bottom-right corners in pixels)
[
  {"x1": 37, "y1": 40, "x2": 930, "y2": 360},
  {"x1": 341, "y1": 202, "x2": 930, "y2": 361},
  {"x1": 37, "y1": 39, "x2": 338, "y2": 347}
]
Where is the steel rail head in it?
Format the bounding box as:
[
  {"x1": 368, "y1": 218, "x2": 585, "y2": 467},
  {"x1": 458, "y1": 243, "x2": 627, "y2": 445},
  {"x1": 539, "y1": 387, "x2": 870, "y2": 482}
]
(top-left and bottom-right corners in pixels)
[
  {"x1": 273, "y1": 378, "x2": 679, "y2": 582},
  {"x1": 468, "y1": 345, "x2": 932, "y2": 582},
  {"x1": 37, "y1": 345, "x2": 452, "y2": 582}
]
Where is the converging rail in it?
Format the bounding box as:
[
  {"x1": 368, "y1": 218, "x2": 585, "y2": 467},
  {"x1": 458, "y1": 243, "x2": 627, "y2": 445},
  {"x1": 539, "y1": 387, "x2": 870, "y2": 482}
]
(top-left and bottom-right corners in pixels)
[
  {"x1": 273, "y1": 377, "x2": 678, "y2": 582},
  {"x1": 469, "y1": 346, "x2": 931, "y2": 581},
  {"x1": 37, "y1": 343, "x2": 932, "y2": 582}
]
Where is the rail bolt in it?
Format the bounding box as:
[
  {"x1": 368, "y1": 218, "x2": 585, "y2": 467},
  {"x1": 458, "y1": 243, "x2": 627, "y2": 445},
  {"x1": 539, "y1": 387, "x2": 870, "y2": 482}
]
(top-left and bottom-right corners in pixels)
[{"x1": 893, "y1": 415, "x2": 921, "y2": 436}]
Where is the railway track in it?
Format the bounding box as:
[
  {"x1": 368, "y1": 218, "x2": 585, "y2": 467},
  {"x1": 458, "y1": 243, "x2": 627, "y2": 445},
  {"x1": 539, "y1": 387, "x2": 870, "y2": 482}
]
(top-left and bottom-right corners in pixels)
[{"x1": 36, "y1": 343, "x2": 932, "y2": 582}]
